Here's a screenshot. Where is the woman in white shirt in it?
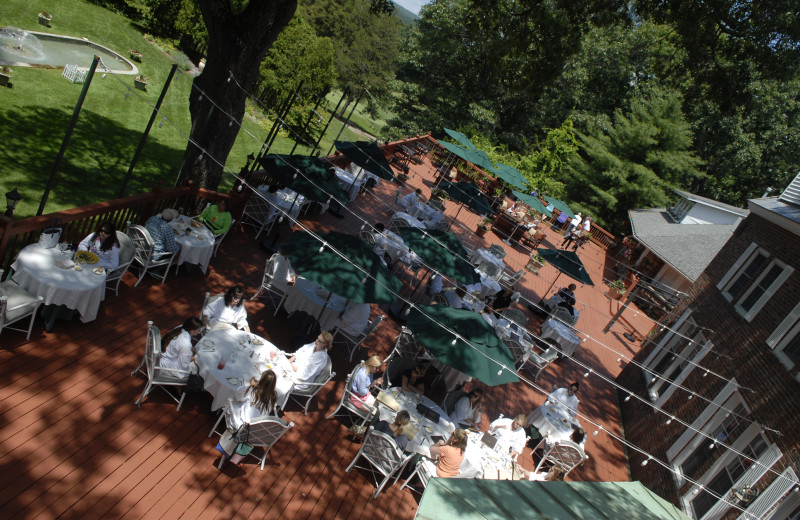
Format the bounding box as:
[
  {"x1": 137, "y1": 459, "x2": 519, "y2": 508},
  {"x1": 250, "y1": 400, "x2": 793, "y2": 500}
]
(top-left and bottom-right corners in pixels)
[
  {"x1": 203, "y1": 286, "x2": 249, "y2": 332},
  {"x1": 159, "y1": 317, "x2": 203, "y2": 375},
  {"x1": 230, "y1": 370, "x2": 279, "y2": 428},
  {"x1": 450, "y1": 388, "x2": 484, "y2": 428},
  {"x1": 288, "y1": 332, "x2": 333, "y2": 391},
  {"x1": 77, "y1": 222, "x2": 120, "y2": 271}
]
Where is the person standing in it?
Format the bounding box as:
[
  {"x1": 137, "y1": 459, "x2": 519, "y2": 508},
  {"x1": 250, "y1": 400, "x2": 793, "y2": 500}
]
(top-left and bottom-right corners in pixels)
[{"x1": 565, "y1": 212, "x2": 582, "y2": 236}]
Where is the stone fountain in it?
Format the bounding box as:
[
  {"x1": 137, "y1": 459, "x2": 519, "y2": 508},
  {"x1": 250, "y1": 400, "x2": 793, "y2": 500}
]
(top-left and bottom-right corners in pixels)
[{"x1": 0, "y1": 27, "x2": 45, "y2": 63}]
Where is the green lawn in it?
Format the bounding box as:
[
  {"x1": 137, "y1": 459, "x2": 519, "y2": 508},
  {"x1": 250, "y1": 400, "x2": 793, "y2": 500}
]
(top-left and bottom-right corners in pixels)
[{"x1": 0, "y1": 0, "x2": 376, "y2": 218}]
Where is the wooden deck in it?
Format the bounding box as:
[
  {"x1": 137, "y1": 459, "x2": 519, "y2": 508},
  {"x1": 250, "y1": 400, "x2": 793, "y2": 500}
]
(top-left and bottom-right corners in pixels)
[{"x1": 0, "y1": 151, "x2": 653, "y2": 519}]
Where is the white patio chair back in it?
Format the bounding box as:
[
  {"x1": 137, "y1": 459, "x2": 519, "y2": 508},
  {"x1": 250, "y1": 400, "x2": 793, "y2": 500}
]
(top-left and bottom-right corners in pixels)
[
  {"x1": 384, "y1": 326, "x2": 420, "y2": 363},
  {"x1": 402, "y1": 456, "x2": 436, "y2": 493},
  {"x1": 334, "y1": 315, "x2": 386, "y2": 362},
  {"x1": 393, "y1": 186, "x2": 404, "y2": 208},
  {"x1": 488, "y1": 244, "x2": 506, "y2": 260},
  {"x1": 131, "y1": 320, "x2": 189, "y2": 409},
  {"x1": 326, "y1": 362, "x2": 377, "y2": 426},
  {"x1": 126, "y1": 223, "x2": 176, "y2": 287},
  {"x1": 201, "y1": 291, "x2": 224, "y2": 320},
  {"x1": 500, "y1": 269, "x2": 524, "y2": 290},
  {"x1": 478, "y1": 261, "x2": 503, "y2": 280},
  {"x1": 0, "y1": 269, "x2": 44, "y2": 341},
  {"x1": 250, "y1": 254, "x2": 288, "y2": 316},
  {"x1": 535, "y1": 440, "x2": 587, "y2": 478},
  {"x1": 287, "y1": 356, "x2": 335, "y2": 415},
  {"x1": 345, "y1": 427, "x2": 414, "y2": 498},
  {"x1": 551, "y1": 305, "x2": 575, "y2": 326},
  {"x1": 388, "y1": 216, "x2": 409, "y2": 233},
  {"x1": 501, "y1": 308, "x2": 528, "y2": 327},
  {"x1": 520, "y1": 346, "x2": 558, "y2": 382},
  {"x1": 242, "y1": 194, "x2": 278, "y2": 239},
  {"x1": 503, "y1": 337, "x2": 528, "y2": 370},
  {"x1": 105, "y1": 231, "x2": 136, "y2": 296},
  {"x1": 212, "y1": 218, "x2": 235, "y2": 257},
  {"x1": 441, "y1": 389, "x2": 467, "y2": 416},
  {"x1": 430, "y1": 293, "x2": 448, "y2": 305}
]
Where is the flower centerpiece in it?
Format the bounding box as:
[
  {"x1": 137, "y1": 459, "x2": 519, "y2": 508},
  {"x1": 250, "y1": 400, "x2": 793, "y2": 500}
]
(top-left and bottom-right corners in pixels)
[{"x1": 476, "y1": 216, "x2": 492, "y2": 238}]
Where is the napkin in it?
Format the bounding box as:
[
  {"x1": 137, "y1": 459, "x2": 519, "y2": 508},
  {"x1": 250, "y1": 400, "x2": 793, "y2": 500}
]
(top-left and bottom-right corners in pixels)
[{"x1": 54, "y1": 256, "x2": 75, "y2": 269}]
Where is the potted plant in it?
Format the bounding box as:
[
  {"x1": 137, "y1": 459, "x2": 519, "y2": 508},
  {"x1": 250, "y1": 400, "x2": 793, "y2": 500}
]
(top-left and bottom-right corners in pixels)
[
  {"x1": 396, "y1": 172, "x2": 409, "y2": 185},
  {"x1": 38, "y1": 11, "x2": 52, "y2": 27},
  {"x1": 608, "y1": 279, "x2": 626, "y2": 300},
  {"x1": 476, "y1": 216, "x2": 491, "y2": 238},
  {"x1": 526, "y1": 253, "x2": 547, "y2": 274},
  {"x1": 134, "y1": 74, "x2": 148, "y2": 91},
  {"x1": 0, "y1": 66, "x2": 11, "y2": 87},
  {"x1": 430, "y1": 187, "x2": 448, "y2": 201},
  {"x1": 129, "y1": 50, "x2": 143, "y2": 62}
]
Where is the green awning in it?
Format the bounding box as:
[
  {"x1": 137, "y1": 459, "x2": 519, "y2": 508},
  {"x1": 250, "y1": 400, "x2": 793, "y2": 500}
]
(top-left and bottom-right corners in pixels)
[
  {"x1": 258, "y1": 154, "x2": 350, "y2": 205},
  {"x1": 439, "y1": 141, "x2": 495, "y2": 171},
  {"x1": 443, "y1": 128, "x2": 477, "y2": 149},
  {"x1": 334, "y1": 140, "x2": 395, "y2": 180},
  {"x1": 537, "y1": 248, "x2": 594, "y2": 286},
  {"x1": 490, "y1": 164, "x2": 528, "y2": 191},
  {"x1": 439, "y1": 181, "x2": 493, "y2": 216},
  {"x1": 512, "y1": 191, "x2": 553, "y2": 218},
  {"x1": 415, "y1": 479, "x2": 691, "y2": 520},
  {"x1": 398, "y1": 228, "x2": 479, "y2": 285},
  {"x1": 544, "y1": 196, "x2": 576, "y2": 219}
]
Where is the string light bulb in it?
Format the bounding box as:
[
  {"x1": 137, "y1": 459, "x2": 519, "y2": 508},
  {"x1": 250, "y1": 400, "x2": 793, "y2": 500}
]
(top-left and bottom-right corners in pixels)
[
  {"x1": 451, "y1": 338, "x2": 457, "y2": 346},
  {"x1": 641, "y1": 457, "x2": 650, "y2": 466},
  {"x1": 624, "y1": 395, "x2": 631, "y2": 402},
  {"x1": 497, "y1": 369, "x2": 503, "y2": 376},
  {"x1": 666, "y1": 417, "x2": 674, "y2": 425},
  {"x1": 318, "y1": 245, "x2": 325, "y2": 254}
]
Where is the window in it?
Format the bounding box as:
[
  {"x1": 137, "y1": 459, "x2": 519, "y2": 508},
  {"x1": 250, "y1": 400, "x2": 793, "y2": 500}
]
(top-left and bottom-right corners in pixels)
[
  {"x1": 681, "y1": 404, "x2": 748, "y2": 482},
  {"x1": 767, "y1": 303, "x2": 800, "y2": 374},
  {"x1": 717, "y1": 243, "x2": 794, "y2": 322}
]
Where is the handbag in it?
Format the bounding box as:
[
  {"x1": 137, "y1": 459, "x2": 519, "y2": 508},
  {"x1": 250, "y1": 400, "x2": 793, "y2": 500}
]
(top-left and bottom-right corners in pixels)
[
  {"x1": 216, "y1": 429, "x2": 238, "y2": 459},
  {"x1": 234, "y1": 425, "x2": 254, "y2": 456},
  {"x1": 186, "y1": 373, "x2": 205, "y2": 392}
]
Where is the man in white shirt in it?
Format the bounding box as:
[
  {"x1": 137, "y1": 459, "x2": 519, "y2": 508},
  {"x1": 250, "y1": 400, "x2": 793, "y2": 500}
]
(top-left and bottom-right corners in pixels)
[
  {"x1": 400, "y1": 188, "x2": 423, "y2": 212},
  {"x1": 527, "y1": 382, "x2": 580, "y2": 432},
  {"x1": 288, "y1": 332, "x2": 333, "y2": 391},
  {"x1": 489, "y1": 414, "x2": 528, "y2": 458},
  {"x1": 566, "y1": 212, "x2": 582, "y2": 235},
  {"x1": 338, "y1": 302, "x2": 371, "y2": 336}
]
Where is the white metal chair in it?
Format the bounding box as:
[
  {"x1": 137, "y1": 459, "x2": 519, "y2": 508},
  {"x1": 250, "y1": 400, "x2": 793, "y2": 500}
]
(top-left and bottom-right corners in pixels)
[
  {"x1": 431, "y1": 220, "x2": 450, "y2": 232},
  {"x1": 441, "y1": 389, "x2": 467, "y2": 417},
  {"x1": 359, "y1": 229, "x2": 378, "y2": 248},
  {"x1": 209, "y1": 398, "x2": 295, "y2": 470},
  {"x1": 520, "y1": 346, "x2": 558, "y2": 381},
  {"x1": 287, "y1": 356, "x2": 335, "y2": 415},
  {"x1": 131, "y1": 321, "x2": 189, "y2": 409},
  {"x1": 127, "y1": 223, "x2": 177, "y2": 287},
  {"x1": 212, "y1": 218, "x2": 235, "y2": 257},
  {"x1": 0, "y1": 269, "x2": 43, "y2": 341},
  {"x1": 388, "y1": 216, "x2": 410, "y2": 233},
  {"x1": 503, "y1": 337, "x2": 529, "y2": 370},
  {"x1": 105, "y1": 231, "x2": 136, "y2": 296},
  {"x1": 534, "y1": 439, "x2": 587, "y2": 478},
  {"x1": 201, "y1": 291, "x2": 224, "y2": 321},
  {"x1": 393, "y1": 186, "x2": 404, "y2": 209},
  {"x1": 401, "y1": 455, "x2": 436, "y2": 492},
  {"x1": 241, "y1": 194, "x2": 278, "y2": 239},
  {"x1": 550, "y1": 305, "x2": 576, "y2": 326},
  {"x1": 384, "y1": 326, "x2": 420, "y2": 363},
  {"x1": 488, "y1": 244, "x2": 506, "y2": 260},
  {"x1": 250, "y1": 254, "x2": 289, "y2": 315},
  {"x1": 345, "y1": 427, "x2": 415, "y2": 498},
  {"x1": 326, "y1": 363, "x2": 378, "y2": 426},
  {"x1": 333, "y1": 314, "x2": 385, "y2": 362},
  {"x1": 499, "y1": 268, "x2": 524, "y2": 291},
  {"x1": 430, "y1": 293, "x2": 448, "y2": 305}
]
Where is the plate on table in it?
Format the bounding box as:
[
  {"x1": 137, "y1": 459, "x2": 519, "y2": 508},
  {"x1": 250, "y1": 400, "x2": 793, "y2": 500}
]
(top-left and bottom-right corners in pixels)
[
  {"x1": 226, "y1": 377, "x2": 243, "y2": 385},
  {"x1": 75, "y1": 251, "x2": 99, "y2": 264},
  {"x1": 190, "y1": 219, "x2": 202, "y2": 228},
  {"x1": 425, "y1": 425, "x2": 434, "y2": 434},
  {"x1": 202, "y1": 339, "x2": 214, "y2": 347},
  {"x1": 91, "y1": 267, "x2": 105, "y2": 275}
]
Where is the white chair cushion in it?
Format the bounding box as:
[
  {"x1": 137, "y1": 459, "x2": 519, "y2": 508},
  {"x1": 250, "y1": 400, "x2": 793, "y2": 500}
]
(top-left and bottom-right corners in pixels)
[{"x1": 0, "y1": 281, "x2": 39, "y2": 322}]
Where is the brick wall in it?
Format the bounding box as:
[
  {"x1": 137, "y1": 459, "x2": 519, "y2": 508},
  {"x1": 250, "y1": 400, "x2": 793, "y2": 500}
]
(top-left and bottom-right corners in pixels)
[{"x1": 617, "y1": 213, "x2": 800, "y2": 516}]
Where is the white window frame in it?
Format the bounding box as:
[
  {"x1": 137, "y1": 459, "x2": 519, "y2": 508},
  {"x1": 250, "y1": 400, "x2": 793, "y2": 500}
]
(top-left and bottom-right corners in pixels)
[
  {"x1": 767, "y1": 302, "x2": 800, "y2": 378},
  {"x1": 654, "y1": 332, "x2": 712, "y2": 407},
  {"x1": 717, "y1": 242, "x2": 794, "y2": 322}
]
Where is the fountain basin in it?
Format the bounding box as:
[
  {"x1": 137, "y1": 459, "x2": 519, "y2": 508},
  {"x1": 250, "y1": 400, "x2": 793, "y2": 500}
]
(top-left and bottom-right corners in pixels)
[{"x1": 0, "y1": 28, "x2": 137, "y2": 74}]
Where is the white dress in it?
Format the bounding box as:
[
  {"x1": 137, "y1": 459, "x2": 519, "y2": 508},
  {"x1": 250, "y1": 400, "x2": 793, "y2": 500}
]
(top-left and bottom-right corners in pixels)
[
  {"x1": 547, "y1": 387, "x2": 579, "y2": 418},
  {"x1": 203, "y1": 298, "x2": 248, "y2": 330},
  {"x1": 159, "y1": 330, "x2": 192, "y2": 376}
]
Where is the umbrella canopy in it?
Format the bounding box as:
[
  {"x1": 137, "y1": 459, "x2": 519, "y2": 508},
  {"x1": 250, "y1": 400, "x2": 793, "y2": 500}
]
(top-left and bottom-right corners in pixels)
[
  {"x1": 416, "y1": 479, "x2": 691, "y2": 520},
  {"x1": 443, "y1": 128, "x2": 477, "y2": 149},
  {"x1": 512, "y1": 190, "x2": 553, "y2": 218},
  {"x1": 258, "y1": 154, "x2": 350, "y2": 205},
  {"x1": 544, "y1": 195, "x2": 576, "y2": 220},
  {"x1": 490, "y1": 163, "x2": 528, "y2": 191},
  {"x1": 333, "y1": 140, "x2": 395, "y2": 180},
  {"x1": 439, "y1": 181, "x2": 493, "y2": 215},
  {"x1": 406, "y1": 305, "x2": 519, "y2": 386},
  {"x1": 439, "y1": 141, "x2": 495, "y2": 171},
  {"x1": 398, "y1": 228, "x2": 479, "y2": 285},
  {"x1": 537, "y1": 248, "x2": 594, "y2": 286},
  {"x1": 281, "y1": 231, "x2": 403, "y2": 303}
]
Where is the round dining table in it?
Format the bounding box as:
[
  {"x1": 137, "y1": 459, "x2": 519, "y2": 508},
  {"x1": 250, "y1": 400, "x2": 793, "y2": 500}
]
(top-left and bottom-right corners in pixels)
[
  {"x1": 170, "y1": 215, "x2": 215, "y2": 273},
  {"x1": 282, "y1": 277, "x2": 347, "y2": 332},
  {"x1": 376, "y1": 387, "x2": 455, "y2": 456},
  {"x1": 528, "y1": 402, "x2": 581, "y2": 444},
  {"x1": 10, "y1": 244, "x2": 107, "y2": 322},
  {"x1": 194, "y1": 329, "x2": 295, "y2": 412}
]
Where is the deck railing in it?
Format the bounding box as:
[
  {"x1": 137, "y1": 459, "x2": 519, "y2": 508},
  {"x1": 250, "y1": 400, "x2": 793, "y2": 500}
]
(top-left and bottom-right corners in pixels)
[{"x1": 0, "y1": 185, "x2": 229, "y2": 273}]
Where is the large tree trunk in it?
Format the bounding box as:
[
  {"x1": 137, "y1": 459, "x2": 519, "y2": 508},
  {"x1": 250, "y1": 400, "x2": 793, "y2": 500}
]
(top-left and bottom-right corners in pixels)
[{"x1": 176, "y1": 0, "x2": 297, "y2": 190}]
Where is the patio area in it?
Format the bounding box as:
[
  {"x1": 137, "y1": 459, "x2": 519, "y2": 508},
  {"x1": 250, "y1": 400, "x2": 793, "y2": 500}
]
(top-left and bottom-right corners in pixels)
[{"x1": 0, "y1": 141, "x2": 654, "y2": 519}]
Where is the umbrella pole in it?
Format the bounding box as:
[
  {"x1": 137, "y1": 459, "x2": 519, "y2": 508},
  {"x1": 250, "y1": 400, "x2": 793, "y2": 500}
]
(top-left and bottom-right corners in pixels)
[{"x1": 542, "y1": 270, "x2": 562, "y2": 305}]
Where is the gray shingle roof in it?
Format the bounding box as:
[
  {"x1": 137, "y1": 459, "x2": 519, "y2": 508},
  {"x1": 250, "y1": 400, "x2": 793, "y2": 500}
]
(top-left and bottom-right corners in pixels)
[{"x1": 628, "y1": 208, "x2": 737, "y2": 282}]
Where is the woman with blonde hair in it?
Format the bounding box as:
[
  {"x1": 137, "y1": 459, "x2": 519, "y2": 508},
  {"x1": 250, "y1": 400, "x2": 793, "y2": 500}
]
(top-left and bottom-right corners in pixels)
[
  {"x1": 350, "y1": 356, "x2": 384, "y2": 408},
  {"x1": 374, "y1": 410, "x2": 411, "y2": 450},
  {"x1": 231, "y1": 370, "x2": 278, "y2": 428},
  {"x1": 429, "y1": 428, "x2": 468, "y2": 478},
  {"x1": 526, "y1": 464, "x2": 566, "y2": 482}
]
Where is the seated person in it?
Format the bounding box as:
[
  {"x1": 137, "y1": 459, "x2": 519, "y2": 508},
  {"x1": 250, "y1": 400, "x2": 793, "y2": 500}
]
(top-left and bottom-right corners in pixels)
[
  {"x1": 428, "y1": 429, "x2": 468, "y2": 478},
  {"x1": 199, "y1": 199, "x2": 232, "y2": 235},
  {"x1": 480, "y1": 306, "x2": 498, "y2": 327},
  {"x1": 450, "y1": 388, "x2": 484, "y2": 428},
  {"x1": 529, "y1": 383, "x2": 580, "y2": 429},
  {"x1": 400, "y1": 188, "x2": 423, "y2": 212},
  {"x1": 490, "y1": 289, "x2": 515, "y2": 313},
  {"x1": 77, "y1": 222, "x2": 120, "y2": 271},
  {"x1": 426, "y1": 210, "x2": 444, "y2": 227},
  {"x1": 288, "y1": 332, "x2": 333, "y2": 391},
  {"x1": 391, "y1": 362, "x2": 430, "y2": 395},
  {"x1": 373, "y1": 410, "x2": 411, "y2": 450},
  {"x1": 231, "y1": 370, "x2": 279, "y2": 428},
  {"x1": 203, "y1": 286, "x2": 249, "y2": 332},
  {"x1": 523, "y1": 464, "x2": 566, "y2": 482},
  {"x1": 489, "y1": 414, "x2": 528, "y2": 459},
  {"x1": 338, "y1": 301, "x2": 371, "y2": 336},
  {"x1": 145, "y1": 208, "x2": 180, "y2": 259},
  {"x1": 159, "y1": 317, "x2": 203, "y2": 375},
  {"x1": 427, "y1": 272, "x2": 443, "y2": 296},
  {"x1": 444, "y1": 287, "x2": 466, "y2": 309},
  {"x1": 270, "y1": 250, "x2": 297, "y2": 291},
  {"x1": 556, "y1": 284, "x2": 577, "y2": 307},
  {"x1": 350, "y1": 356, "x2": 384, "y2": 408}
]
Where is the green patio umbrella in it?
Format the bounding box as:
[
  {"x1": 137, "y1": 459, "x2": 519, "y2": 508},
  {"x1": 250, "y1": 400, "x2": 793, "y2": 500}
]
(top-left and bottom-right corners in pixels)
[
  {"x1": 398, "y1": 228, "x2": 479, "y2": 285},
  {"x1": 258, "y1": 154, "x2": 350, "y2": 206},
  {"x1": 439, "y1": 181, "x2": 493, "y2": 216},
  {"x1": 443, "y1": 128, "x2": 477, "y2": 149},
  {"x1": 544, "y1": 195, "x2": 576, "y2": 220},
  {"x1": 439, "y1": 141, "x2": 495, "y2": 171},
  {"x1": 406, "y1": 305, "x2": 519, "y2": 386},
  {"x1": 333, "y1": 140, "x2": 395, "y2": 180},
  {"x1": 490, "y1": 164, "x2": 528, "y2": 191},
  {"x1": 536, "y1": 249, "x2": 594, "y2": 300},
  {"x1": 513, "y1": 191, "x2": 553, "y2": 218},
  {"x1": 281, "y1": 231, "x2": 403, "y2": 304}
]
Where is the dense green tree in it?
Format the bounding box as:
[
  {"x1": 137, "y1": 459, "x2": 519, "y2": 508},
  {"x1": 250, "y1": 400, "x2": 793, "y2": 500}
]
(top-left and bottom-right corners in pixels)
[{"x1": 565, "y1": 88, "x2": 704, "y2": 233}]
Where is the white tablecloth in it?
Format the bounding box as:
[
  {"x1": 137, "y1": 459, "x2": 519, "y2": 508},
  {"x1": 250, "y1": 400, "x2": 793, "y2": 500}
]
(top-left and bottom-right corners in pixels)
[
  {"x1": 465, "y1": 273, "x2": 502, "y2": 300},
  {"x1": 171, "y1": 216, "x2": 215, "y2": 273},
  {"x1": 334, "y1": 167, "x2": 361, "y2": 202},
  {"x1": 195, "y1": 329, "x2": 295, "y2": 412},
  {"x1": 392, "y1": 212, "x2": 426, "y2": 230},
  {"x1": 470, "y1": 250, "x2": 506, "y2": 279},
  {"x1": 406, "y1": 202, "x2": 443, "y2": 224},
  {"x1": 540, "y1": 317, "x2": 581, "y2": 357},
  {"x1": 528, "y1": 403, "x2": 580, "y2": 444},
  {"x1": 283, "y1": 277, "x2": 347, "y2": 332},
  {"x1": 376, "y1": 388, "x2": 455, "y2": 456},
  {"x1": 11, "y1": 244, "x2": 106, "y2": 322},
  {"x1": 378, "y1": 230, "x2": 417, "y2": 265},
  {"x1": 256, "y1": 186, "x2": 307, "y2": 221},
  {"x1": 460, "y1": 431, "x2": 517, "y2": 479}
]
